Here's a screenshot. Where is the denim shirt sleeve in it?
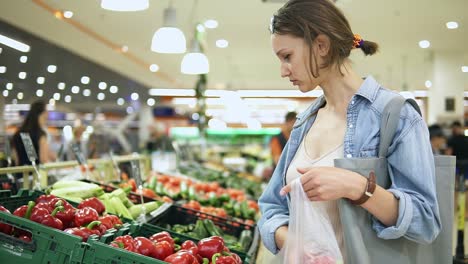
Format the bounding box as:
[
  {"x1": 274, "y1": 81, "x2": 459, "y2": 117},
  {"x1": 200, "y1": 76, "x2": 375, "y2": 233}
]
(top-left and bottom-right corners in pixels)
[
  {"x1": 258, "y1": 142, "x2": 290, "y2": 254},
  {"x1": 372, "y1": 113, "x2": 441, "y2": 244}
]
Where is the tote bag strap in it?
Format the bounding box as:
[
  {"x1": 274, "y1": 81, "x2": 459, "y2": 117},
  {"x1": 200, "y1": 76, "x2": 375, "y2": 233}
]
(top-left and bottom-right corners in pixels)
[{"x1": 379, "y1": 96, "x2": 422, "y2": 158}]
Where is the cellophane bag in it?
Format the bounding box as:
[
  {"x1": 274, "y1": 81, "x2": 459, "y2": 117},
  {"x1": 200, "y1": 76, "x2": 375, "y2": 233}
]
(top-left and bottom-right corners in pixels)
[{"x1": 277, "y1": 178, "x2": 343, "y2": 264}]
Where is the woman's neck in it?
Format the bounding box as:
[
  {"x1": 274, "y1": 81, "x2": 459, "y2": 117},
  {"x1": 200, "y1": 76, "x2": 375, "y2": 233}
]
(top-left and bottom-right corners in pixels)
[{"x1": 319, "y1": 62, "x2": 363, "y2": 115}]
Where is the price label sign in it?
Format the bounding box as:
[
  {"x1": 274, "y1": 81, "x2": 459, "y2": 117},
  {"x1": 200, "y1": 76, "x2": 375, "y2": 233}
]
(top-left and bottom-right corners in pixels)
[
  {"x1": 131, "y1": 160, "x2": 142, "y2": 188},
  {"x1": 20, "y1": 133, "x2": 38, "y2": 163},
  {"x1": 71, "y1": 143, "x2": 87, "y2": 165}
]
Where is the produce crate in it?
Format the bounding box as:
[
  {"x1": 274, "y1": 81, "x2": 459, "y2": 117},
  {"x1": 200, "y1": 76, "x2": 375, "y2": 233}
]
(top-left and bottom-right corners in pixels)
[
  {"x1": 85, "y1": 222, "x2": 258, "y2": 264},
  {"x1": 0, "y1": 189, "x2": 88, "y2": 264},
  {"x1": 148, "y1": 204, "x2": 260, "y2": 263}
]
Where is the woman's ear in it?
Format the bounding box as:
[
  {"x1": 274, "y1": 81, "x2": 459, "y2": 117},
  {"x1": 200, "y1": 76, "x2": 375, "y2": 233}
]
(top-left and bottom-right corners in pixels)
[{"x1": 314, "y1": 34, "x2": 330, "y2": 57}]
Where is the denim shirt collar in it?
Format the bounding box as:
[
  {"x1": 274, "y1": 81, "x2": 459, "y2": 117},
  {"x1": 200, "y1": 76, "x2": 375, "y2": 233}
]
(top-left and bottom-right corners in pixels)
[{"x1": 293, "y1": 75, "x2": 380, "y2": 129}]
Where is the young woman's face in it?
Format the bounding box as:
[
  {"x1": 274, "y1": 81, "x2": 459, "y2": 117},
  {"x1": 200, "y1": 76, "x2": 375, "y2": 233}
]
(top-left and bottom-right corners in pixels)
[
  {"x1": 39, "y1": 111, "x2": 48, "y2": 127},
  {"x1": 271, "y1": 34, "x2": 321, "y2": 92}
]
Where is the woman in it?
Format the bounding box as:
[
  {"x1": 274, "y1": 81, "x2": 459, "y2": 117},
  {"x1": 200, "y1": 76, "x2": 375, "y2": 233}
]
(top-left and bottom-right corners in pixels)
[
  {"x1": 258, "y1": 0, "x2": 440, "y2": 259},
  {"x1": 12, "y1": 100, "x2": 55, "y2": 165}
]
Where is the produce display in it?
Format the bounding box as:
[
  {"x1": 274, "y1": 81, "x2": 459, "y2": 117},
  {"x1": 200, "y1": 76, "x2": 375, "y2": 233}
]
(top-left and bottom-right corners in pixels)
[
  {"x1": 0, "y1": 154, "x2": 261, "y2": 264},
  {"x1": 49, "y1": 180, "x2": 163, "y2": 220},
  {"x1": 0, "y1": 193, "x2": 124, "y2": 242}
]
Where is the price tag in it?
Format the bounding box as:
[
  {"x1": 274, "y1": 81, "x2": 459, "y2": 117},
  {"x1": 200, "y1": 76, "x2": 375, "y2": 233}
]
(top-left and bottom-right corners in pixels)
[
  {"x1": 71, "y1": 143, "x2": 87, "y2": 165},
  {"x1": 20, "y1": 133, "x2": 38, "y2": 163},
  {"x1": 131, "y1": 160, "x2": 142, "y2": 188}
]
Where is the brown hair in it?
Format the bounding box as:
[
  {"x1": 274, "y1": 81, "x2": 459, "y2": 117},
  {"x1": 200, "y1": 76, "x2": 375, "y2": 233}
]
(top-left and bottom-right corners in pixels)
[{"x1": 271, "y1": 0, "x2": 378, "y2": 77}]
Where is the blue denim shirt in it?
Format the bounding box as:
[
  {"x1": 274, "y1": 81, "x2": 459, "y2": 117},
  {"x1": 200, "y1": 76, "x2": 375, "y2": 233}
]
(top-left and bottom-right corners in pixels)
[{"x1": 258, "y1": 76, "x2": 440, "y2": 254}]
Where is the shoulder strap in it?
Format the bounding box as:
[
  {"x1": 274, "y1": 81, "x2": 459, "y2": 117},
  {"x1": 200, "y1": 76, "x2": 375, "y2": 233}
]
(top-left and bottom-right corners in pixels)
[{"x1": 379, "y1": 96, "x2": 422, "y2": 158}]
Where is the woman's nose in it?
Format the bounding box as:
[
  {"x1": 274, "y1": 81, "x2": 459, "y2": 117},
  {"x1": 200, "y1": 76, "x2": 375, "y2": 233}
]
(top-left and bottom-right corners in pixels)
[{"x1": 280, "y1": 64, "x2": 290, "y2": 78}]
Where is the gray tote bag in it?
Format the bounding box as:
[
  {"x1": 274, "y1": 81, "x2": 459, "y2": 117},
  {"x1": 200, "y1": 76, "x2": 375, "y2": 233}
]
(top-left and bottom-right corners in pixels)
[{"x1": 334, "y1": 96, "x2": 456, "y2": 264}]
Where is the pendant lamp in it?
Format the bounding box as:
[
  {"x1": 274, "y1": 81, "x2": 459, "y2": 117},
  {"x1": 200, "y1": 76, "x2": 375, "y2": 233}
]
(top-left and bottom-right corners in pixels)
[
  {"x1": 151, "y1": 5, "x2": 186, "y2": 54},
  {"x1": 181, "y1": 39, "x2": 209, "y2": 74}
]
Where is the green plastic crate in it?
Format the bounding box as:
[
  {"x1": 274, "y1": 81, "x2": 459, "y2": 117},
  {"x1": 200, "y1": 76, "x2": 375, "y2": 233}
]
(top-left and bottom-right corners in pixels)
[{"x1": 0, "y1": 190, "x2": 88, "y2": 264}]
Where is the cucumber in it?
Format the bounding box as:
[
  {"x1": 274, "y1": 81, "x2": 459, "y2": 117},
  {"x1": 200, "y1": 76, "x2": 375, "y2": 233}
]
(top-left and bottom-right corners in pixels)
[{"x1": 239, "y1": 230, "x2": 253, "y2": 251}]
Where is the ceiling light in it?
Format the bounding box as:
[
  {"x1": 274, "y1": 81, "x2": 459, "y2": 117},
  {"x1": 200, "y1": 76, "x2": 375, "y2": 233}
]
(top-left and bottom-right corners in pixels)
[
  {"x1": 131, "y1": 92, "x2": 139, "y2": 101},
  {"x1": 418, "y1": 40, "x2": 430, "y2": 49},
  {"x1": 0, "y1": 47, "x2": 2, "y2": 54},
  {"x1": 97, "y1": 92, "x2": 105, "y2": 100},
  {"x1": 181, "y1": 39, "x2": 209, "y2": 75},
  {"x1": 126, "y1": 106, "x2": 134, "y2": 114},
  {"x1": 54, "y1": 11, "x2": 64, "y2": 19},
  {"x1": 204, "y1": 19, "x2": 218, "y2": 29},
  {"x1": 2, "y1": 90, "x2": 8, "y2": 97},
  {"x1": 17, "y1": 92, "x2": 24, "y2": 100},
  {"x1": 216, "y1": 39, "x2": 229, "y2": 48},
  {"x1": 149, "y1": 88, "x2": 195, "y2": 96},
  {"x1": 83, "y1": 89, "x2": 91, "y2": 97},
  {"x1": 81, "y1": 76, "x2": 90, "y2": 84},
  {"x1": 65, "y1": 95, "x2": 72, "y2": 103},
  {"x1": 149, "y1": 64, "x2": 159, "y2": 72},
  {"x1": 151, "y1": 6, "x2": 186, "y2": 54},
  {"x1": 0, "y1": 34, "x2": 30, "y2": 52},
  {"x1": 147, "y1": 98, "x2": 156, "y2": 106},
  {"x1": 63, "y1": 11, "x2": 73, "y2": 18},
  {"x1": 36, "y1": 89, "x2": 44, "y2": 97},
  {"x1": 424, "y1": 80, "x2": 432, "y2": 88},
  {"x1": 20, "y1": 56, "x2": 28, "y2": 63},
  {"x1": 53, "y1": 93, "x2": 61, "y2": 100},
  {"x1": 98, "y1": 82, "x2": 107, "y2": 90},
  {"x1": 58, "y1": 82, "x2": 66, "y2": 90},
  {"x1": 49, "y1": 99, "x2": 55, "y2": 106},
  {"x1": 117, "y1": 98, "x2": 125, "y2": 105},
  {"x1": 18, "y1": 72, "x2": 27, "y2": 79},
  {"x1": 446, "y1": 21, "x2": 458, "y2": 29},
  {"x1": 6, "y1": 83, "x2": 13, "y2": 90},
  {"x1": 47, "y1": 65, "x2": 57, "y2": 73},
  {"x1": 109, "y1": 85, "x2": 118, "y2": 93},
  {"x1": 462, "y1": 66, "x2": 468, "y2": 73},
  {"x1": 71, "y1": 86, "x2": 80, "y2": 94},
  {"x1": 101, "y1": 0, "x2": 149, "y2": 11},
  {"x1": 37, "y1": 76, "x2": 45, "y2": 84},
  {"x1": 0, "y1": 66, "x2": 5, "y2": 73},
  {"x1": 196, "y1": 24, "x2": 205, "y2": 33},
  {"x1": 121, "y1": 45, "x2": 129, "y2": 52}
]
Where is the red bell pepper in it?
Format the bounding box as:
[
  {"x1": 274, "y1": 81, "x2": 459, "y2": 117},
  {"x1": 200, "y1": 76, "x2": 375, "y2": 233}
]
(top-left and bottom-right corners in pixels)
[
  {"x1": 34, "y1": 202, "x2": 53, "y2": 213},
  {"x1": 99, "y1": 215, "x2": 122, "y2": 230},
  {"x1": 164, "y1": 250, "x2": 199, "y2": 264},
  {"x1": 197, "y1": 237, "x2": 225, "y2": 259},
  {"x1": 150, "y1": 231, "x2": 175, "y2": 250},
  {"x1": 134, "y1": 236, "x2": 157, "y2": 258},
  {"x1": 181, "y1": 240, "x2": 197, "y2": 250},
  {"x1": 211, "y1": 253, "x2": 241, "y2": 264},
  {"x1": 18, "y1": 235, "x2": 32, "y2": 242},
  {"x1": 50, "y1": 199, "x2": 76, "y2": 228},
  {"x1": 74, "y1": 207, "x2": 99, "y2": 227},
  {"x1": 0, "y1": 206, "x2": 13, "y2": 235},
  {"x1": 35, "y1": 194, "x2": 57, "y2": 205},
  {"x1": 32, "y1": 206, "x2": 64, "y2": 230},
  {"x1": 110, "y1": 235, "x2": 136, "y2": 252},
  {"x1": 64, "y1": 221, "x2": 102, "y2": 241},
  {"x1": 78, "y1": 197, "x2": 105, "y2": 215},
  {"x1": 13, "y1": 201, "x2": 35, "y2": 219},
  {"x1": 153, "y1": 240, "x2": 174, "y2": 260}
]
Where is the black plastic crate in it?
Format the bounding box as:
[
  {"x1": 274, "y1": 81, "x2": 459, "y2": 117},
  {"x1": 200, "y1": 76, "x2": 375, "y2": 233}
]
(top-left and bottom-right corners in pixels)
[{"x1": 148, "y1": 204, "x2": 259, "y2": 263}]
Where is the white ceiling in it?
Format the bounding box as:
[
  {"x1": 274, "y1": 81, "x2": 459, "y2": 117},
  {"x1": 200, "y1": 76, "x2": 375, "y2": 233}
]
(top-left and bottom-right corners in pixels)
[{"x1": 1, "y1": 0, "x2": 467, "y2": 96}]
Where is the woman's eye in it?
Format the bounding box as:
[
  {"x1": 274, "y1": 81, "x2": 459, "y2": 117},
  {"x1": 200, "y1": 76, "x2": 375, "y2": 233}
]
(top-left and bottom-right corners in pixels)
[{"x1": 284, "y1": 55, "x2": 290, "y2": 61}]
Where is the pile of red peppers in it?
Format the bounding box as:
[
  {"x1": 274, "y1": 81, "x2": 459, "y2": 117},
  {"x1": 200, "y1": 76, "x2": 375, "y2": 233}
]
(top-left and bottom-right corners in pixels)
[
  {"x1": 110, "y1": 232, "x2": 241, "y2": 264},
  {"x1": 0, "y1": 194, "x2": 123, "y2": 242}
]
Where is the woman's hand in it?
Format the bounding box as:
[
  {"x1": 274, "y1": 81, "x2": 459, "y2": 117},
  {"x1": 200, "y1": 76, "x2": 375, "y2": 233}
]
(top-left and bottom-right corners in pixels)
[{"x1": 280, "y1": 167, "x2": 366, "y2": 201}]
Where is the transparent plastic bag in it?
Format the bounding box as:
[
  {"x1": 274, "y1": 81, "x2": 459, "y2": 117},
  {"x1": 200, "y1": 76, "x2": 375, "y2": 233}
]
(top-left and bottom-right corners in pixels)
[{"x1": 277, "y1": 178, "x2": 343, "y2": 264}]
